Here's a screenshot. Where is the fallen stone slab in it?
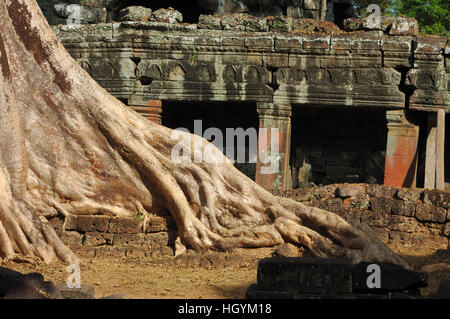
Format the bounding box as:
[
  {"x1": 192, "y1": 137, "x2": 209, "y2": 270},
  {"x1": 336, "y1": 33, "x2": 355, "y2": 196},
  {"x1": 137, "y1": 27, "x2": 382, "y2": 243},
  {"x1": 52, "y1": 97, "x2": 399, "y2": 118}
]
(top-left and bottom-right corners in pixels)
[
  {"x1": 352, "y1": 262, "x2": 428, "y2": 293},
  {"x1": 257, "y1": 257, "x2": 353, "y2": 294},
  {"x1": 56, "y1": 283, "x2": 95, "y2": 299}
]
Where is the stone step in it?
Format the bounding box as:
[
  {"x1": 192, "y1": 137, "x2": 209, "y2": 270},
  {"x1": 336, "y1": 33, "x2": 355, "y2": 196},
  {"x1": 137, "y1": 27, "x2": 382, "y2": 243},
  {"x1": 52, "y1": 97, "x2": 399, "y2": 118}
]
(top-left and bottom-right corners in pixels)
[
  {"x1": 249, "y1": 257, "x2": 429, "y2": 299},
  {"x1": 257, "y1": 257, "x2": 353, "y2": 294}
]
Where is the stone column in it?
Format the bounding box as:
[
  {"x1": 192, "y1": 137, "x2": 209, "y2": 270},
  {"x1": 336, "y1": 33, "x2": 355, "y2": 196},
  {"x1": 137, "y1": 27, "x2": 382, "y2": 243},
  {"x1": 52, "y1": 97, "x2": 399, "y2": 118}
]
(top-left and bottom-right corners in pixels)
[
  {"x1": 384, "y1": 109, "x2": 419, "y2": 188},
  {"x1": 255, "y1": 102, "x2": 292, "y2": 191},
  {"x1": 128, "y1": 96, "x2": 163, "y2": 124},
  {"x1": 425, "y1": 109, "x2": 446, "y2": 190}
]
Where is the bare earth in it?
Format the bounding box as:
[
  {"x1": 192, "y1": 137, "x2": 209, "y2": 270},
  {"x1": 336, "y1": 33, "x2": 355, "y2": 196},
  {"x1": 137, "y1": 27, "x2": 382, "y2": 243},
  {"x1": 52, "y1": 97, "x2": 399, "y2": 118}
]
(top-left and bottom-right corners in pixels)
[{"x1": 1, "y1": 247, "x2": 449, "y2": 299}]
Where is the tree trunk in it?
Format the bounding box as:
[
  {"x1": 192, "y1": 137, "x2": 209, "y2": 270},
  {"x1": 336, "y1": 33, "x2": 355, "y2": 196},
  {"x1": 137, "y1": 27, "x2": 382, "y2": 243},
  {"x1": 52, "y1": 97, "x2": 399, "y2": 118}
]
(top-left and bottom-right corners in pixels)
[{"x1": 0, "y1": 0, "x2": 408, "y2": 268}]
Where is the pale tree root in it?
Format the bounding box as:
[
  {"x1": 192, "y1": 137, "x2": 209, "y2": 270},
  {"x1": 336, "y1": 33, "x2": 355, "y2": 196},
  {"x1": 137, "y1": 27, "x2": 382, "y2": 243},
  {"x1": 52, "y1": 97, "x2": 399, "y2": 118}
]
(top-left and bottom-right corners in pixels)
[{"x1": 0, "y1": 201, "x2": 79, "y2": 265}]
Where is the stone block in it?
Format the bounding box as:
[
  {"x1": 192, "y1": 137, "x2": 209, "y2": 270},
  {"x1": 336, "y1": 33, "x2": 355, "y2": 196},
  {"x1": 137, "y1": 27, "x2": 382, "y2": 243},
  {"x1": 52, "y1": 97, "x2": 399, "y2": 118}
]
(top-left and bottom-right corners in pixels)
[
  {"x1": 302, "y1": 35, "x2": 330, "y2": 50},
  {"x1": 396, "y1": 189, "x2": 421, "y2": 202},
  {"x1": 387, "y1": 215, "x2": 419, "y2": 232},
  {"x1": 73, "y1": 215, "x2": 110, "y2": 232},
  {"x1": 371, "y1": 197, "x2": 395, "y2": 213},
  {"x1": 352, "y1": 262, "x2": 428, "y2": 293},
  {"x1": 245, "y1": 37, "x2": 273, "y2": 51},
  {"x1": 143, "y1": 232, "x2": 171, "y2": 247},
  {"x1": 361, "y1": 210, "x2": 389, "y2": 227},
  {"x1": 108, "y1": 217, "x2": 140, "y2": 233},
  {"x1": 335, "y1": 184, "x2": 365, "y2": 198},
  {"x1": 151, "y1": 8, "x2": 183, "y2": 24},
  {"x1": 389, "y1": 17, "x2": 419, "y2": 36},
  {"x1": 391, "y1": 200, "x2": 415, "y2": 217},
  {"x1": 119, "y1": 6, "x2": 152, "y2": 22},
  {"x1": 221, "y1": 14, "x2": 246, "y2": 31},
  {"x1": 53, "y1": 3, "x2": 107, "y2": 24},
  {"x1": 125, "y1": 246, "x2": 147, "y2": 258},
  {"x1": 423, "y1": 189, "x2": 450, "y2": 208},
  {"x1": 245, "y1": 17, "x2": 268, "y2": 32},
  {"x1": 415, "y1": 202, "x2": 447, "y2": 223},
  {"x1": 444, "y1": 223, "x2": 450, "y2": 237},
  {"x1": 145, "y1": 216, "x2": 174, "y2": 233},
  {"x1": 257, "y1": 257, "x2": 352, "y2": 294},
  {"x1": 59, "y1": 230, "x2": 84, "y2": 246},
  {"x1": 113, "y1": 233, "x2": 144, "y2": 247},
  {"x1": 198, "y1": 15, "x2": 222, "y2": 30},
  {"x1": 366, "y1": 184, "x2": 397, "y2": 198},
  {"x1": 63, "y1": 215, "x2": 78, "y2": 230},
  {"x1": 83, "y1": 232, "x2": 113, "y2": 246},
  {"x1": 56, "y1": 283, "x2": 95, "y2": 299}
]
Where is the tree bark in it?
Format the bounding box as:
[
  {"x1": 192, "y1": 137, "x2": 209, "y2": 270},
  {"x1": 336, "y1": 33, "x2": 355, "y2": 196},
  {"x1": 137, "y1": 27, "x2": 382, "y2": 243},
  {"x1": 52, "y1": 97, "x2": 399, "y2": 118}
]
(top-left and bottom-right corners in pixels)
[{"x1": 0, "y1": 0, "x2": 408, "y2": 268}]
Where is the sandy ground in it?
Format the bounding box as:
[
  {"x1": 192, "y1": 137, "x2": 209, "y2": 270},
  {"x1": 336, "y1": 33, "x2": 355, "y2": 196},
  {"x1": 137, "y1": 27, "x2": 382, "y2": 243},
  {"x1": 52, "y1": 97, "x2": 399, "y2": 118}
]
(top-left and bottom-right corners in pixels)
[{"x1": 1, "y1": 247, "x2": 449, "y2": 299}]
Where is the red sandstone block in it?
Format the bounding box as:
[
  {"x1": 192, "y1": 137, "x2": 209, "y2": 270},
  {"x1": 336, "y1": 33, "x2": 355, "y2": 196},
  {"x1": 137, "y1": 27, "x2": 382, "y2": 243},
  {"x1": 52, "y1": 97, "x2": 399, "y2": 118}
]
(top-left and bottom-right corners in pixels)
[{"x1": 146, "y1": 100, "x2": 162, "y2": 107}]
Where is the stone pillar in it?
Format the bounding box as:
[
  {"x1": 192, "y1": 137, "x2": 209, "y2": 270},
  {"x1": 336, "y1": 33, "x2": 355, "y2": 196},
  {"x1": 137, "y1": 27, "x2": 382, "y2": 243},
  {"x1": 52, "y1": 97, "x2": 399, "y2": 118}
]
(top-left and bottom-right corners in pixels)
[
  {"x1": 426, "y1": 109, "x2": 446, "y2": 189},
  {"x1": 128, "y1": 96, "x2": 162, "y2": 124},
  {"x1": 255, "y1": 102, "x2": 292, "y2": 191},
  {"x1": 384, "y1": 109, "x2": 419, "y2": 188}
]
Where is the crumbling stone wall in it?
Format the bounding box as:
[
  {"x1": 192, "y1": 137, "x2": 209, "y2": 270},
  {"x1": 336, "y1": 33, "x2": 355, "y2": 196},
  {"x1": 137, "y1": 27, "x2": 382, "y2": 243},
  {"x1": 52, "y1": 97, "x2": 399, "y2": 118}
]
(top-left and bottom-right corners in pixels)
[
  {"x1": 38, "y1": 0, "x2": 352, "y2": 24},
  {"x1": 46, "y1": 183, "x2": 449, "y2": 258},
  {"x1": 283, "y1": 184, "x2": 450, "y2": 254},
  {"x1": 48, "y1": 214, "x2": 177, "y2": 258}
]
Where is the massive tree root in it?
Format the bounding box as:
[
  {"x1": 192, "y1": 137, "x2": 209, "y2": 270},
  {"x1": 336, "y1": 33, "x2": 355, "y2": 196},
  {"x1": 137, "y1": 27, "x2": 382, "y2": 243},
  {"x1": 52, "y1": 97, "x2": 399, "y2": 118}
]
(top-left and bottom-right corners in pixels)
[{"x1": 0, "y1": 0, "x2": 408, "y2": 268}]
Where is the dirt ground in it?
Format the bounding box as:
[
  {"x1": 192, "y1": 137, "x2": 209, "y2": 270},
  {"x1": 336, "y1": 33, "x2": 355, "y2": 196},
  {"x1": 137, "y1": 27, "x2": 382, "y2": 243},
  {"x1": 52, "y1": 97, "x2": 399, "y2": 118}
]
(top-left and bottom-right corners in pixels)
[{"x1": 1, "y1": 246, "x2": 449, "y2": 299}]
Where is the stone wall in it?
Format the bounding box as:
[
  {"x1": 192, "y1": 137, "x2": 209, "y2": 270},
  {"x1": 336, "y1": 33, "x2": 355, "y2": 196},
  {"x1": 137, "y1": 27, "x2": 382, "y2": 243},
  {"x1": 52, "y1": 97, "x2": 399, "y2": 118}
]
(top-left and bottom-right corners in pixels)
[
  {"x1": 282, "y1": 184, "x2": 450, "y2": 255},
  {"x1": 47, "y1": 183, "x2": 450, "y2": 259},
  {"x1": 47, "y1": 214, "x2": 177, "y2": 258}
]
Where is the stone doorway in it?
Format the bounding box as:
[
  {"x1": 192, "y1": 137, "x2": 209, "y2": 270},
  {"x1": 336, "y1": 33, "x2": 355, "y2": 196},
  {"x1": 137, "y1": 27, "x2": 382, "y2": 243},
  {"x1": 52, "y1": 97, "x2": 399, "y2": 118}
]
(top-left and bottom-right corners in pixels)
[
  {"x1": 161, "y1": 101, "x2": 259, "y2": 179},
  {"x1": 290, "y1": 106, "x2": 388, "y2": 188}
]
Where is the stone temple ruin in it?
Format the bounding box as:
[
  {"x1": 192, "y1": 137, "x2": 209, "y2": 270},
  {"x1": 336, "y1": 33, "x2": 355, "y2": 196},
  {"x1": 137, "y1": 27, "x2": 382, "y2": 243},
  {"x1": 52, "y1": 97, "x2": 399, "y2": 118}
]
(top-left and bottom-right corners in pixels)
[
  {"x1": 32, "y1": 2, "x2": 449, "y2": 251},
  {"x1": 39, "y1": 1, "x2": 450, "y2": 194},
  {"x1": 14, "y1": 3, "x2": 445, "y2": 298}
]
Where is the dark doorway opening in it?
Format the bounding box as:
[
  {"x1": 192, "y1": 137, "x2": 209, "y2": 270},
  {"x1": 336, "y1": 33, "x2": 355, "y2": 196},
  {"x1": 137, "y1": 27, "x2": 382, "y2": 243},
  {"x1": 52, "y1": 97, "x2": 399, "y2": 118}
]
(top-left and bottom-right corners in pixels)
[
  {"x1": 162, "y1": 101, "x2": 259, "y2": 179},
  {"x1": 290, "y1": 106, "x2": 387, "y2": 188},
  {"x1": 333, "y1": 2, "x2": 354, "y2": 29}
]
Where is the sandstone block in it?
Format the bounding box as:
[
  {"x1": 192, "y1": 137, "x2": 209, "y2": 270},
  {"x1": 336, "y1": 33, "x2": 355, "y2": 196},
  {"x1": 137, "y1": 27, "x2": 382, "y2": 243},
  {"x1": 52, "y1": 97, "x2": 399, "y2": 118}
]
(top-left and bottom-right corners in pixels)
[
  {"x1": 108, "y1": 217, "x2": 140, "y2": 234},
  {"x1": 391, "y1": 199, "x2": 415, "y2": 217},
  {"x1": 119, "y1": 6, "x2": 152, "y2": 22},
  {"x1": 113, "y1": 233, "x2": 144, "y2": 247},
  {"x1": 415, "y1": 203, "x2": 447, "y2": 223},
  {"x1": 74, "y1": 215, "x2": 110, "y2": 232},
  {"x1": 257, "y1": 257, "x2": 353, "y2": 294},
  {"x1": 83, "y1": 232, "x2": 113, "y2": 246}
]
